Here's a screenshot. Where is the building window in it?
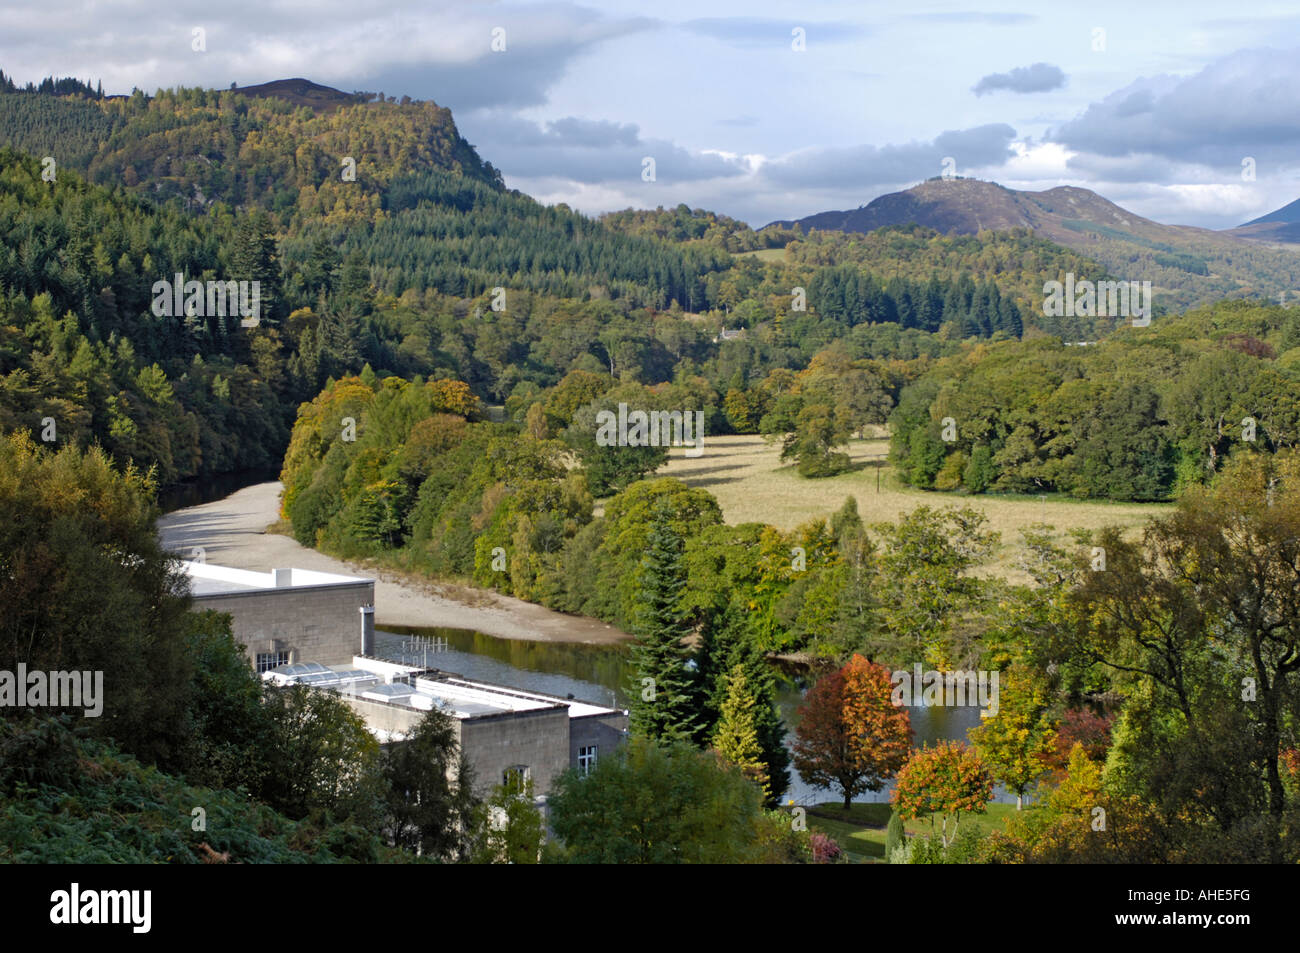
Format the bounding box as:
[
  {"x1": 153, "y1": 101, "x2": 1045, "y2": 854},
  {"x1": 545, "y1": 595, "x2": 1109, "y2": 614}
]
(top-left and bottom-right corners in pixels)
[
  {"x1": 578, "y1": 746, "x2": 597, "y2": 775},
  {"x1": 503, "y1": 765, "x2": 530, "y2": 792},
  {"x1": 256, "y1": 650, "x2": 290, "y2": 673}
]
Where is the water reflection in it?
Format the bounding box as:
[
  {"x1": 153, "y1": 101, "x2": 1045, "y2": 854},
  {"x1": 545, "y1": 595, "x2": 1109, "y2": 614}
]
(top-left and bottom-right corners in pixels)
[
  {"x1": 376, "y1": 626, "x2": 629, "y2": 709},
  {"x1": 378, "y1": 625, "x2": 1012, "y2": 805}
]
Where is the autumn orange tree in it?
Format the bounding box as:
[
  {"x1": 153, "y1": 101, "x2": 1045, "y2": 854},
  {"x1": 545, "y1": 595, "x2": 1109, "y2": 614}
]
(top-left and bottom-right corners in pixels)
[
  {"x1": 891, "y1": 741, "x2": 993, "y2": 848},
  {"x1": 792, "y1": 654, "x2": 912, "y2": 809}
]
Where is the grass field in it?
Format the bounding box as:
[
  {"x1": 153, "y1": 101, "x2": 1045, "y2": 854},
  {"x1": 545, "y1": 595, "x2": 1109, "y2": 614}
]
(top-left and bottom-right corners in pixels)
[
  {"x1": 731, "y1": 248, "x2": 787, "y2": 263},
  {"x1": 804, "y1": 801, "x2": 1022, "y2": 863},
  {"x1": 656, "y1": 432, "x2": 1170, "y2": 582}
]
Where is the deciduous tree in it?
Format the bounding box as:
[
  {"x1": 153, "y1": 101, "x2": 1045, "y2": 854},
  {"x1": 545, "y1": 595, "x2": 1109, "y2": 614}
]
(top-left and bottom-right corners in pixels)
[{"x1": 792, "y1": 654, "x2": 912, "y2": 809}]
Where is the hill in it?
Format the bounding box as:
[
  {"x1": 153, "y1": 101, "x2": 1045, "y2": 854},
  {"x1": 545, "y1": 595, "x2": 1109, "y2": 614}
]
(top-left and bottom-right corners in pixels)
[
  {"x1": 0, "y1": 718, "x2": 407, "y2": 863},
  {"x1": 1228, "y1": 196, "x2": 1300, "y2": 246},
  {"x1": 778, "y1": 224, "x2": 1125, "y2": 339},
  {"x1": 768, "y1": 178, "x2": 1300, "y2": 310},
  {"x1": 0, "y1": 78, "x2": 503, "y2": 222},
  {"x1": 231, "y1": 77, "x2": 367, "y2": 113},
  {"x1": 0, "y1": 76, "x2": 730, "y2": 307},
  {"x1": 1242, "y1": 196, "x2": 1300, "y2": 227}
]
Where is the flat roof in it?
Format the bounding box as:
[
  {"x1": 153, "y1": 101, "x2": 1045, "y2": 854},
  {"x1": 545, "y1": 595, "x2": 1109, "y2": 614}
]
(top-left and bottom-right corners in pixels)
[
  {"x1": 267, "y1": 657, "x2": 622, "y2": 722},
  {"x1": 183, "y1": 561, "x2": 373, "y2": 596},
  {"x1": 437, "y1": 675, "x2": 620, "y2": 718}
]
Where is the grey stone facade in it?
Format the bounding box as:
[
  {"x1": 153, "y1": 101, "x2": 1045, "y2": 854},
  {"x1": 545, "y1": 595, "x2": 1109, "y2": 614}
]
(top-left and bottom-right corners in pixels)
[
  {"x1": 191, "y1": 579, "x2": 374, "y2": 667},
  {"x1": 331, "y1": 675, "x2": 628, "y2": 796}
]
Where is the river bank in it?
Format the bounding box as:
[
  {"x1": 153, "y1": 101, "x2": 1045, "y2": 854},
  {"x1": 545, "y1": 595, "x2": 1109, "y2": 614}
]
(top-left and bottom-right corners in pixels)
[{"x1": 156, "y1": 481, "x2": 633, "y2": 646}]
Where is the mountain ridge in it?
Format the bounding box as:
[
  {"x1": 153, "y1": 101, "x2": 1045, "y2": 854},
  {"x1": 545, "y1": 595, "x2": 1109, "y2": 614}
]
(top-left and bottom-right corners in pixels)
[{"x1": 764, "y1": 177, "x2": 1300, "y2": 309}]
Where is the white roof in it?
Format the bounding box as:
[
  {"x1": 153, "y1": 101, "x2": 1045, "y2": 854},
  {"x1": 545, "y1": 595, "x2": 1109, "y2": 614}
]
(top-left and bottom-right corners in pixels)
[{"x1": 183, "y1": 561, "x2": 372, "y2": 596}]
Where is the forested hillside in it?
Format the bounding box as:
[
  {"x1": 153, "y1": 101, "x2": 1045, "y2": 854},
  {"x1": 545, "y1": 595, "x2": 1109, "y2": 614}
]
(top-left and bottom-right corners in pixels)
[
  {"x1": 773, "y1": 178, "x2": 1300, "y2": 311},
  {"x1": 0, "y1": 148, "x2": 294, "y2": 483},
  {"x1": 599, "y1": 203, "x2": 800, "y2": 252},
  {"x1": 889, "y1": 299, "x2": 1300, "y2": 500},
  {"x1": 780, "y1": 225, "x2": 1133, "y2": 340},
  {"x1": 5, "y1": 70, "x2": 1294, "y2": 502},
  {"x1": 0, "y1": 81, "x2": 500, "y2": 220}
]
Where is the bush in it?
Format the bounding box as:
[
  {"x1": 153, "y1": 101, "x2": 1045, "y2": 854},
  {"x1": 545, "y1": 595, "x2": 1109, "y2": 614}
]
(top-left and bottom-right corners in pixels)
[
  {"x1": 885, "y1": 809, "x2": 905, "y2": 860},
  {"x1": 934, "y1": 451, "x2": 967, "y2": 490},
  {"x1": 963, "y1": 445, "x2": 996, "y2": 493},
  {"x1": 810, "y1": 831, "x2": 844, "y2": 863}
]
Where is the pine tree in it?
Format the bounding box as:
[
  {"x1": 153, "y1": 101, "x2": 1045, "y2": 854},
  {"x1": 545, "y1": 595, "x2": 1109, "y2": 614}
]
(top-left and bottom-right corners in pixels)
[
  {"x1": 697, "y1": 604, "x2": 791, "y2": 802},
  {"x1": 712, "y1": 664, "x2": 769, "y2": 798},
  {"x1": 885, "y1": 809, "x2": 905, "y2": 861},
  {"x1": 627, "y1": 506, "x2": 700, "y2": 743},
  {"x1": 230, "y1": 212, "x2": 284, "y2": 325},
  {"x1": 996, "y1": 295, "x2": 1023, "y2": 337}
]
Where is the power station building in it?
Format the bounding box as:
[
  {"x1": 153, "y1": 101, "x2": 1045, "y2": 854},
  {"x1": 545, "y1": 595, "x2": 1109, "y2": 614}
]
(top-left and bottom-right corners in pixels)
[
  {"x1": 183, "y1": 561, "x2": 375, "y2": 670},
  {"x1": 265, "y1": 657, "x2": 627, "y2": 796},
  {"x1": 184, "y1": 560, "x2": 627, "y2": 795}
]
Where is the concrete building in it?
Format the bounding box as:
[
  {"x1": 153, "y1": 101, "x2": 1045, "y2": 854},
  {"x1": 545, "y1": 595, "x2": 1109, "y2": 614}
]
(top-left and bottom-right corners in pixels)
[
  {"x1": 183, "y1": 561, "x2": 375, "y2": 670},
  {"x1": 185, "y1": 560, "x2": 628, "y2": 797},
  {"x1": 265, "y1": 656, "x2": 627, "y2": 796}
]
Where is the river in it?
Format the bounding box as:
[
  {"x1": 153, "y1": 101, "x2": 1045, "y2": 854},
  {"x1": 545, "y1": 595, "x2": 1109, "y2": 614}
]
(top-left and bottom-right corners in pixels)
[
  {"x1": 375, "y1": 624, "x2": 1008, "y2": 806},
  {"x1": 162, "y1": 478, "x2": 1009, "y2": 806}
]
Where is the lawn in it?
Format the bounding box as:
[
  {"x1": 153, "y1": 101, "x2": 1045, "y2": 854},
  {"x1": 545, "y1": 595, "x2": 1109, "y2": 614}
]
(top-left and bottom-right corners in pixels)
[
  {"x1": 804, "y1": 801, "x2": 1022, "y2": 863},
  {"x1": 731, "y1": 248, "x2": 787, "y2": 263},
  {"x1": 656, "y1": 432, "x2": 1169, "y2": 583}
]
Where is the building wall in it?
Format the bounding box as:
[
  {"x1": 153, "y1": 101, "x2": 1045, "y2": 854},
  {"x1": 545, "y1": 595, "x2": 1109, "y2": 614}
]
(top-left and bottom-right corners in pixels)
[
  {"x1": 460, "y1": 707, "x2": 571, "y2": 796},
  {"x1": 338, "y1": 695, "x2": 428, "y2": 738},
  {"x1": 569, "y1": 713, "x2": 627, "y2": 773},
  {"x1": 338, "y1": 696, "x2": 578, "y2": 796},
  {"x1": 192, "y1": 581, "x2": 374, "y2": 667}
]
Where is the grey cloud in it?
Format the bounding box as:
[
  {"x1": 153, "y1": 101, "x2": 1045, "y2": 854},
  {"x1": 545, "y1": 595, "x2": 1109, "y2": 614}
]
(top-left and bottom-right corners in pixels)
[
  {"x1": 1051, "y1": 48, "x2": 1300, "y2": 168},
  {"x1": 1063, "y1": 152, "x2": 1186, "y2": 184},
  {"x1": 973, "y1": 62, "x2": 1065, "y2": 96},
  {"x1": 343, "y1": 13, "x2": 656, "y2": 111},
  {"x1": 761, "y1": 123, "x2": 1017, "y2": 190},
  {"x1": 458, "y1": 115, "x2": 748, "y2": 184},
  {"x1": 0, "y1": 1, "x2": 654, "y2": 112}
]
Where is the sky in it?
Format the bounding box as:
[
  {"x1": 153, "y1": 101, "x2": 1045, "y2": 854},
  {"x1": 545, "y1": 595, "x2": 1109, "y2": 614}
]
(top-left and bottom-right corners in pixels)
[{"x1": 5, "y1": 0, "x2": 1300, "y2": 229}]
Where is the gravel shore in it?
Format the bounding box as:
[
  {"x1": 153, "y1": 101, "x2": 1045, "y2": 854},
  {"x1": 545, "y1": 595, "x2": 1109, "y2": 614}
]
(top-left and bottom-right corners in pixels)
[{"x1": 156, "y1": 481, "x2": 632, "y2": 645}]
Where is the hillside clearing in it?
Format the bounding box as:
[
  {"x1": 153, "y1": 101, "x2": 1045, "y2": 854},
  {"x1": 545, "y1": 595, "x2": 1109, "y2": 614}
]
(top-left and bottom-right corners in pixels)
[{"x1": 656, "y1": 433, "x2": 1169, "y2": 582}]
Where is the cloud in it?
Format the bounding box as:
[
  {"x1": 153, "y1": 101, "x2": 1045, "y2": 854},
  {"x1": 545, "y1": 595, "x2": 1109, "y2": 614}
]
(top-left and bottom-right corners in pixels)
[
  {"x1": 459, "y1": 115, "x2": 749, "y2": 184},
  {"x1": 0, "y1": 1, "x2": 654, "y2": 112},
  {"x1": 760, "y1": 123, "x2": 1018, "y2": 190},
  {"x1": 1051, "y1": 48, "x2": 1300, "y2": 170},
  {"x1": 486, "y1": 121, "x2": 1022, "y2": 227},
  {"x1": 680, "y1": 17, "x2": 868, "y2": 47},
  {"x1": 972, "y1": 63, "x2": 1066, "y2": 96}
]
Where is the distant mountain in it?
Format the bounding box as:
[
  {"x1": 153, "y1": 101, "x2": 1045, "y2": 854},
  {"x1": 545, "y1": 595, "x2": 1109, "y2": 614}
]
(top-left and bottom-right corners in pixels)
[
  {"x1": 1228, "y1": 197, "x2": 1300, "y2": 245},
  {"x1": 231, "y1": 77, "x2": 366, "y2": 113},
  {"x1": 1242, "y1": 197, "x2": 1300, "y2": 226},
  {"x1": 766, "y1": 178, "x2": 1202, "y2": 244},
  {"x1": 767, "y1": 178, "x2": 1300, "y2": 309}
]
